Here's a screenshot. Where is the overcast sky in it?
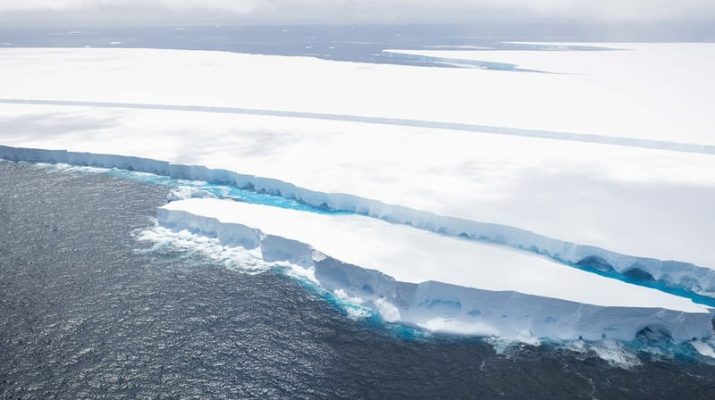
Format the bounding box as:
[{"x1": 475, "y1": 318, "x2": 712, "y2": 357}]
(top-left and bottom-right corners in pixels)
[{"x1": 1, "y1": 0, "x2": 714, "y2": 26}]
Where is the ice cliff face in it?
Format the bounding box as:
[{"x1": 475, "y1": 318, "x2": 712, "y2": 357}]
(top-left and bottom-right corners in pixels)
[{"x1": 2, "y1": 145, "x2": 714, "y2": 304}]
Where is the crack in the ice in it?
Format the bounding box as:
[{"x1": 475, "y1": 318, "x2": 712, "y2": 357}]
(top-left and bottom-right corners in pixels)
[{"x1": 1, "y1": 98, "x2": 713, "y2": 155}]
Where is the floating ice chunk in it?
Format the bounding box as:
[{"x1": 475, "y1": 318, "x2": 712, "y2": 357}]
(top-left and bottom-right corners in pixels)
[
  {"x1": 690, "y1": 340, "x2": 715, "y2": 359},
  {"x1": 588, "y1": 340, "x2": 642, "y2": 369},
  {"x1": 167, "y1": 186, "x2": 216, "y2": 201}
]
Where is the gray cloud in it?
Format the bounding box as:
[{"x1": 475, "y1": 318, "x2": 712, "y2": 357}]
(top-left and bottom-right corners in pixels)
[{"x1": 1, "y1": 0, "x2": 714, "y2": 25}]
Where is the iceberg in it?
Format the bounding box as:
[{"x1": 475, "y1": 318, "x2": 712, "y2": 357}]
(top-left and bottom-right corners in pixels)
[{"x1": 155, "y1": 198, "x2": 713, "y2": 342}]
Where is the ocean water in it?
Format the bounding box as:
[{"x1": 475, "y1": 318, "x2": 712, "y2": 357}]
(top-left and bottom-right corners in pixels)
[{"x1": 2, "y1": 161, "x2": 715, "y2": 399}]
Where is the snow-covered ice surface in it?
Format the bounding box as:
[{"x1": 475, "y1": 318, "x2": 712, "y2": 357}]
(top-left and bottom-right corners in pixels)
[
  {"x1": 383, "y1": 43, "x2": 715, "y2": 144},
  {"x1": 1, "y1": 44, "x2": 714, "y2": 343},
  {"x1": 154, "y1": 198, "x2": 712, "y2": 342}
]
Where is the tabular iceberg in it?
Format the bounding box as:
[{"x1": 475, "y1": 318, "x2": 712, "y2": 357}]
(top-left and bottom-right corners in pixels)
[{"x1": 155, "y1": 198, "x2": 713, "y2": 343}]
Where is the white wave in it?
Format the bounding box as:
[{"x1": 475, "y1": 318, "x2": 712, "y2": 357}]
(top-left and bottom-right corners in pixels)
[{"x1": 134, "y1": 225, "x2": 272, "y2": 274}]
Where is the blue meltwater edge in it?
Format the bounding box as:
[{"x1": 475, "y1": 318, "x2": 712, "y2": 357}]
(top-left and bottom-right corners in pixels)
[{"x1": 104, "y1": 167, "x2": 347, "y2": 215}]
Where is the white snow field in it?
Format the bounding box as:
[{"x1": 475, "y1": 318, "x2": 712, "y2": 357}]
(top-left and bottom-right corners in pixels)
[
  {"x1": 156, "y1": 198, "x2": 712, "y2": 341},
  {"x1": 0, "y1": 44, "x2": 714, "y2": 341},
  {"x1": 384, "y1": 43, "x2": 715, "y2": 145}
]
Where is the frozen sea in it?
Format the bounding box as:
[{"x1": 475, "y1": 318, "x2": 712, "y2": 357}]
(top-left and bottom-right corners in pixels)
[{"x1": 2, "y1": 161, "x2": 715, "y2": 400}]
